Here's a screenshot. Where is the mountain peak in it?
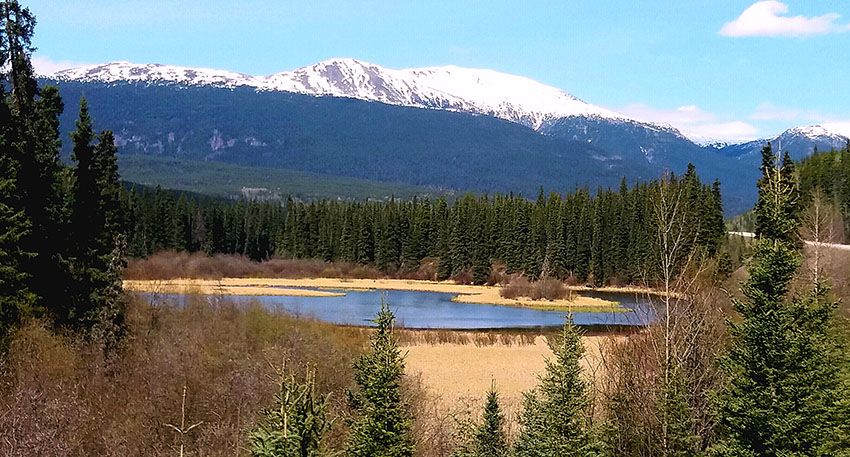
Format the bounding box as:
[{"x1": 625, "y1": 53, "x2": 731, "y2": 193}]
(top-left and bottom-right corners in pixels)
[
  {"x1": 48, "y1": 58, "x2": 646, "y2": 132},
  {"x1": 784, "y1": 124, "x2": 850, "y2": 142}
]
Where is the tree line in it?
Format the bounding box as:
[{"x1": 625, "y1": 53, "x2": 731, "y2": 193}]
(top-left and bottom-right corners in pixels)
[
  {"x1": 797, "y1": 141, "x2": 850, "y2": 237},
  {"x1": 0, "y1": 1, "x2": 125, "y2": 345},
  {"x1": 125, "y1": 165, "x2": 725, "y2": 286}
]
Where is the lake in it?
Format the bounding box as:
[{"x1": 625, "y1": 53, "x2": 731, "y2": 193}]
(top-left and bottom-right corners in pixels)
[{"x1": 144, "y1": 287, "x2": 656, "y2": 329}]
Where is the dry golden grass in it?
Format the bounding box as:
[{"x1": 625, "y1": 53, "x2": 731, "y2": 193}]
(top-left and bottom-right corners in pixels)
[
  {"x1": 451, "y1": 287, "x2": 621, "y2": 312},
  {"x1": 401, "y1": 334, "x2": 613, "y2": 422},
  {"x1": 123, "y1": 281, "x2": 344, "y2": 297},
  {"x1": 124, "y1": 278, "x2": 624, "y2": 312},
  {"x1": 0, "y1": 295, "x2": 369, "y2": 457}
]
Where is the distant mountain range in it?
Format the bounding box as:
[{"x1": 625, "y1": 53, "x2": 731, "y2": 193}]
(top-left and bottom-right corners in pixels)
[{"x1": 44, "y1": 59, "x2": 850, "y2": 214}]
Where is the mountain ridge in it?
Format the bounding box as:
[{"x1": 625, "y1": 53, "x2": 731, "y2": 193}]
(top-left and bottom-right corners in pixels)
[
  {"x1": 50, "y1": 58, "x2": 850, "y2": 150},
  {"x1": 50, "y1": 58, "x2": 653, "y2": 132}
]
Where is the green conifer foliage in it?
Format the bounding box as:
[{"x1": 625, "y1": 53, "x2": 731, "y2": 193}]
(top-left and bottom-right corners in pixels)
[
  {"x1": 712, "y1": 143, "x2": 846, "y2": 457},
  {"x1": 250, "y1": 362, "x2": 331, "y2": 457},
  {"x1": 2, "y1": 2, "x2": 68, "y2": 319},
  {"x1": 474, "y1": 386, "x2": 508, "y2": 457},
  {"x1": 346, "y1": 298, "x2": 415, "y2": 457},
  {"x1": 122, "y1": 167, "x2": 725, "y2": 287},
  {"x1": 514, "y1": 320, "x2": 599, "y2": 457}
]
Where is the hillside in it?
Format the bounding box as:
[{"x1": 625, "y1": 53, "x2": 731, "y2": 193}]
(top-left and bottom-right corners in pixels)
[
  {"x1": 47, "y1": 80, "x2": 659, "y2": 202},
  {"x1": 43, "y1": 60, "x2": 850, "y2": 214},
  {"x1": 118, "y1": 154, "x2": 445, "y2": 201}
]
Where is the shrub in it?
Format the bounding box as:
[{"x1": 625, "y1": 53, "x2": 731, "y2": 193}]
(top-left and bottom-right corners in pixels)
[
  {"x1": 501, "y1": 277, "x2": 567, "y2": 301},
  {"x1": 486, "y1": 262, "x2": 509, "y2": 286},
  {"x1": 453, "y1": 270, "x2": 474, "y2": 285},
  {"x1": 125, "y1": 251, "x2": 383, "y2": 280},
  {"x1": 0, "y1": 295, "x2": 366, "y2": 456},
  {"x1": 500, "y1": 276, "x2": 532, "y2": 299},
  {"x1": 530, "y1": 278, "x2": 568, "y2": 301}
]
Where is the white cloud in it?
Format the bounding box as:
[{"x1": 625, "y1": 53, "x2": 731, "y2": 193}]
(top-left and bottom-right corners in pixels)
[
  {"x1": 617, "y1": 103, "x2": 759, "y2": 143},
  {"x1": 749, "y1": 101, "x2": 823, "y2": 122},
  {"x1": 618, "y1": 104, "x2": 717, "y2": 125},
  {"x1": 720, "y1": 1, "x2": 849, "y2": 38},
  {"x1": 31, "y1": 55, "x2": 90, "y2": 76}
]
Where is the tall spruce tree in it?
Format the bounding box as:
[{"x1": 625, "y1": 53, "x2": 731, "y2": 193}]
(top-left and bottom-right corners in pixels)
[
  {"x1": 514, "y1": 320, "x2": 601, "y2": 457},
  {"x1": 0, "y1": 109, "x2": 33, "y2": 344},
  {"x1": 346, "y1": 299, "x2": 415, "y2": 457},
  {"x1": 474, "y1": 386, "x2": 508, "y2": 457},
  {"x1": 712, "y1": 142, "x2": 846, "y2": 456},
  {"x1": 0, "y1": 1, "x2": 68, "y2": 330}
]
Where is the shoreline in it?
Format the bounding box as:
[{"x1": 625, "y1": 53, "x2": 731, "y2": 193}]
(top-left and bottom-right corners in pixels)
[{"x1": 123, "y1": 277, "x2": 637, "y2": 313}]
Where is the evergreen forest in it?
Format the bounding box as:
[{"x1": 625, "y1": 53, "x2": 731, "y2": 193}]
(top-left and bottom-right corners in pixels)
[{"x1": 123, "y1": 167, "x2": 725, "y2": 286}]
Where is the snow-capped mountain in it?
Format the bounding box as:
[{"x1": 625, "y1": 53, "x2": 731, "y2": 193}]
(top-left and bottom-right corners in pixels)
[
  {"x1": 51, "y1": 58, "x2": 634, "y2": 131},
  {"x1": 718, "y1": 124, "x2": 850, "y2": 160},
  {"x1": 784, "y1": 124, "x2": 850, "y2": 145},
  {"x1": 51, "y1": 61, "x2": 255, "y2": 87}
]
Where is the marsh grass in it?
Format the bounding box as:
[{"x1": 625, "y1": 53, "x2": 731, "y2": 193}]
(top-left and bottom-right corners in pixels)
[
  {"x1": 397, "y1": 329, "x2": 539, "y2": 347},
  {"x1": 0, "y1": 295, "x2": 368, "y2": 456}
]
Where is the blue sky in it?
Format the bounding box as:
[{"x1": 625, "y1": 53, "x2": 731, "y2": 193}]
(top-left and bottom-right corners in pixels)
[{"x1": 28, "y1": 0, "x2": 850, "y2": 142}]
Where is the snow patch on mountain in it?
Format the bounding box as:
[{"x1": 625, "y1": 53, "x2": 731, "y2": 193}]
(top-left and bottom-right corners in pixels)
[
  {"x1": 51, "y1": 58, "x2": 637, "y2": 132},
  {"x1": 402, "y1": 65, "x2": 628, "y2": 129},
  {"x1": 784, "y1": 124, "x2": 848, "y2": 142},
  {"x1": 820, "y1": 122, "x2": 850, "y2": 139},
  {"x1": 51, "y1": 61, "x2": 254, "y2": 87}
]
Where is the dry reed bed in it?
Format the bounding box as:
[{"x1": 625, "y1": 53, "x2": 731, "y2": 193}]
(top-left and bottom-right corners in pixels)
[
  {"x1": 123, "y1": 282, "x2": 344, "y2": 297},
  {"x1": 124, "y1": 277, "x2": 624, "y2": 313},
  {"x1": 401, "y1": 334, "x2": 618, "y2": 426}
]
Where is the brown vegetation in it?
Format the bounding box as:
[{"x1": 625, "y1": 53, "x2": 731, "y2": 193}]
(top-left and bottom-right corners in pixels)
[
  {"x1": 499, "y1": 276, "x2": 569, "y2": 301},
  {"x1": 0, "y1": 295, "x2": 370, "y2": 456},
  {"x1": 0, "y1": 294, "x2": 482, "y2": 457},
  {"x1": 403, "y1": 334, "x2": 614, "y2": 431},
  {"x1": 125, "y1": 251, "x2": 385, "y2": 281}
]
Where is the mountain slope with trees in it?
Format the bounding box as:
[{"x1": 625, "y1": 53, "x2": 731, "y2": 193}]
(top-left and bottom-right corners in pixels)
[
  {"x1": 40, "y1": 79, "x2": 764, "y2": 214},
  {"x1": 123, "y1": 165, "x2": 725, "y2": 286}
]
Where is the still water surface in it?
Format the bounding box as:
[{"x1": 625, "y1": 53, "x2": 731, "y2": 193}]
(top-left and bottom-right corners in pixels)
[{"x1": 147, "y1": 288, "x2": 655, "y2": 329}]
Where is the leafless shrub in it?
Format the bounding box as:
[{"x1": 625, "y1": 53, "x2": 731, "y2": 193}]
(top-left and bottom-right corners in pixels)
[
  {"x1": 529, "y1": 278, "x2": 568, "y2": 301},
  {"x1": 405, "y1": 373, "x2": 456, "y2": 457},
  {"x1": 500, "y1": 276, "x2": 532, "y2": 299},
  {"x1": 486, "y1": 262, "x2": 509, "y2": 286},
  {"x1": 0, "y1": 295, "x2": 367, "y2": 457},
  {"x1": 596, "y1": 172, "x2": 729, "y2": 456},
  {"x1": 125, "y1": 251, "x2": 383, "y2": 280},
  {"x1": 500, "y1": 276, "x2": 567, "y2": 301},
  {"x1": 452, "y1": 270, "x2": 474, "y2": 285}
]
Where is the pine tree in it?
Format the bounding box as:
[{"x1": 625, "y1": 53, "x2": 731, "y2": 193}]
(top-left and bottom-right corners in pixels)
[
  {"x1": 346, "y1": 298, "x2": 415, "y2": 457},
  {"x1": 250, "y1": 362, "x2": 331, "y2": 457},
  {"x1": 87, "y1": 130, "x2": 127, "y2": 344},
  {"x1": 2, "y1": 2, "x2": 68, "y2": 321},
  {"x1": 0, "y1": 137, "x2": 33, "y2": 344},
  {"x1": 514, "y1": 320, "x2": 599, "y2": 457},
  {"x1": 0, "y1": 18, "x2": 34, "y2": 343},
  {"x1": 474, "y1": 386, "x2": 508, "y2": 457},
  {"x1": 471, "y1": 206, "x2": 492, "y2": 285},
  {"x1": 712, "y1": 145, "x2": 845, "y2": 457},
  {"x1": 66, "y1": 98, "x2": 99, "y2": 328},
  {"x1": 66, "y1": 101, "x2": 127, "y2": 337}
]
